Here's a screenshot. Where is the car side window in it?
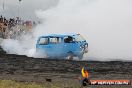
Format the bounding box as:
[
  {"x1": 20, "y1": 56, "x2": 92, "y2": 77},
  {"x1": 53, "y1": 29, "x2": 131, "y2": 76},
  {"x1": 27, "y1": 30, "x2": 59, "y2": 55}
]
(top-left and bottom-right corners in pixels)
[
  {"x1": 50, "y1": 37, "x2": 61, "y2": 44},
  {"x1": 64, "y1": 36, "x2": 73, "y2": 43},
  {"x1": 39, "y1": 38, "x2": 48, "y2": 45}
]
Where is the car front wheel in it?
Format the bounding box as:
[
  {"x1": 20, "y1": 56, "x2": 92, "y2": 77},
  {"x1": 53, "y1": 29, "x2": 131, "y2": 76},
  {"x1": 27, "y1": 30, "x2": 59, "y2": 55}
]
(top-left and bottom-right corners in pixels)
[{"x1": 78, "y1": 54, "x2": 83, "y2": 60}]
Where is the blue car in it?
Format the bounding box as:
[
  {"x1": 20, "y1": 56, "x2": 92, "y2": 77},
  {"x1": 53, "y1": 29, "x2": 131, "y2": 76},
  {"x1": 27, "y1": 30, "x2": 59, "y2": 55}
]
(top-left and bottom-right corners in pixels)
[{"x1": 36, "y1": 33, "x2": 88, "y2": 60}]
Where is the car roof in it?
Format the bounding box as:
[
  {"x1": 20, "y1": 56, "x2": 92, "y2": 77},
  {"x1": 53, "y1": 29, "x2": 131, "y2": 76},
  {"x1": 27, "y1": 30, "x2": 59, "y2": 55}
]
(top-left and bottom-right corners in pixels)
[{"x1": 38, "y1": 33, "x2": 80, "y2": 38}]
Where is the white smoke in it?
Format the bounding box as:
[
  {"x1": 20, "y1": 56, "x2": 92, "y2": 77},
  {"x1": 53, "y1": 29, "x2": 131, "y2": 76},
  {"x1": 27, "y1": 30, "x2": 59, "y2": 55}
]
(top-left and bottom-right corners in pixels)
[
  {"x1": 1, "y1": 0, "x2": 132, "y2": 61},
  {"x1": 1, "y1": 33, "x2": 35, "y2": 57}
]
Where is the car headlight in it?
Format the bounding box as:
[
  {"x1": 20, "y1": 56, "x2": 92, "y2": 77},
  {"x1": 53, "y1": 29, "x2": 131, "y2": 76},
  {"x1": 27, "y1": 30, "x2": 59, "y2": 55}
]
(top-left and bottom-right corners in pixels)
[
  {"x1": 80, "y1": 45, "x2": 84, "y2": 50},
  {"x1": 85, "y1": 43, "x2": 88, "y2": 48}
]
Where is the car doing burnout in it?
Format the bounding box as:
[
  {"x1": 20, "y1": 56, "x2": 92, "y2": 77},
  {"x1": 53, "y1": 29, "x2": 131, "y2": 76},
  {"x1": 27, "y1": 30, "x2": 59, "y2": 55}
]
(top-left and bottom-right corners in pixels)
[{"x1": 36, "y1": 34, "x2": 88, "y2": 60}]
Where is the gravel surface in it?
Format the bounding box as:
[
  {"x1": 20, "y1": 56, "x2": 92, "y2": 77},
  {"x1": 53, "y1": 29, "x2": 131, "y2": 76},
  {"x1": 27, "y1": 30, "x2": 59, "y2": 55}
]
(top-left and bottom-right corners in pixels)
[{"x1": 0, "y1": 47, "x2": 132, "y2": 88}]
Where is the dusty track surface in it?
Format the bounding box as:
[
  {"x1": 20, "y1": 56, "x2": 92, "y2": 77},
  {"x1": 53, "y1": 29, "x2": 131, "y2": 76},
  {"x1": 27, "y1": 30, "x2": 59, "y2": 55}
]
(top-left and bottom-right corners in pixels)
[{"x1": 0, "y1": 47, "x2": 132, "y2": 88}]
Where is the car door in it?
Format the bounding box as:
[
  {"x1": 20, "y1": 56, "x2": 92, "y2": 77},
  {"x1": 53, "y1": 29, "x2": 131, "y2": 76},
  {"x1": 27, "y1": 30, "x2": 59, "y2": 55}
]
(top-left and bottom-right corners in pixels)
[
  {"x1": 63, "y1": 36, "x2": 79, "y2": 56},
  {"x1": 48, "y1": 37, "x2": 64, "y2": 57},
  {"x1": 36, "y1": 37, "x2": 50, "y2": 56}
]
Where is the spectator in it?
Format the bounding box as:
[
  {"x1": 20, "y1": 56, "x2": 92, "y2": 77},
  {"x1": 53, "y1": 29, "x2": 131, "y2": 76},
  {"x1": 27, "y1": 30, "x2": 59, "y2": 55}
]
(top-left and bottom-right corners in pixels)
[
  {"x1": 0, "y1": 15, "x2": 3, "y2": 23},
  {"x1": 0, "y1": 15, "x2": 36, "y2": 39}
]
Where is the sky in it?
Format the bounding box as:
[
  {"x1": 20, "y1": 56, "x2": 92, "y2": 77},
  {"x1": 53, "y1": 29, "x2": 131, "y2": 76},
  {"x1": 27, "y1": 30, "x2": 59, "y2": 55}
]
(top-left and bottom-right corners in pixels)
[{"x1": 0, "y1": 0, "x2": 58, "y2": 21}]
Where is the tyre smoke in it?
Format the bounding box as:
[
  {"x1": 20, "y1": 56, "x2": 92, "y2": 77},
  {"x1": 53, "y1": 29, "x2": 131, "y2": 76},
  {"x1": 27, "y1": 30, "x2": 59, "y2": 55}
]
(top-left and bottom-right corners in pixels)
[
  {"x1": 34, "y1": 0, "x2": 132, "y2": 60},
  {"x1": 1, "y1": 0, "x2": 132, "y2": 61}
]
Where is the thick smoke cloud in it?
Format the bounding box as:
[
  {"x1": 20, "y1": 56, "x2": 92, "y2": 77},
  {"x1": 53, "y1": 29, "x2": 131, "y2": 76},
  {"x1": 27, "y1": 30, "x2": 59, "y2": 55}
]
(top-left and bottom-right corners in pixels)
[
  {"x1": 35, "y1": 0, "x2": 132, "y2": 60},
  {"x1": 1, "y1": 0, "x2": 132, "y2": 61}
]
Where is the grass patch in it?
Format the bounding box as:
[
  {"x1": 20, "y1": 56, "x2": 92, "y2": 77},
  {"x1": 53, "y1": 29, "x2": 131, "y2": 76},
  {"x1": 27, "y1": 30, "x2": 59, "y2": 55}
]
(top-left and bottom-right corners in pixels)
[
  {"x1": 0, "y1": 80, "x2": 43, "y2": 88},
  {"x1": 0, "y1": 80, "x2": 81, "y2": 88}
]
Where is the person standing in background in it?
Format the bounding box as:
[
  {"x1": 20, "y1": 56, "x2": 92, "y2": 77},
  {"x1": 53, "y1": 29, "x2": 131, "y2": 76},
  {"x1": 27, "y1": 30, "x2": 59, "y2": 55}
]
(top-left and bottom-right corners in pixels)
[{"x1": 81, "y1": 66, "x2": 91, "y2": 86}]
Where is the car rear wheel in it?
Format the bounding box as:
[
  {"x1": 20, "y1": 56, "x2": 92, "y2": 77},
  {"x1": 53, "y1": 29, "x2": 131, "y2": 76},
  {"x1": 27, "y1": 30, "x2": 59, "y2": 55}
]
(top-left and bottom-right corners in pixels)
[{"x1": 67, "y1": 52, "x2": 73, "y2": 60}]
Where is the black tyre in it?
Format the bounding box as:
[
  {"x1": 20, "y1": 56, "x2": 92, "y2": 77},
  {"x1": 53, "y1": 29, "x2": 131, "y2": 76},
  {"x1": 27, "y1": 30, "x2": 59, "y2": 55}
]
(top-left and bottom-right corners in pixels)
[
  {"x1": 78, "y1": 54, "x2": 83, "y2": 60},
  {"x1": 67, "y1": 52, "x2": 73, "y2": 60}
]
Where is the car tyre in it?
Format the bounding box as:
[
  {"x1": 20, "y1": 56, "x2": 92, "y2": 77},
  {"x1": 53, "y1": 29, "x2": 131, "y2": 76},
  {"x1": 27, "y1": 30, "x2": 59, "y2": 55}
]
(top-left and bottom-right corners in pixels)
[
  {"x1": 78, "y1": 54, "x2": 83, "y2": 60},
  {"x1": 67, "y1": 52, "x2": 73, "y2": 60}
]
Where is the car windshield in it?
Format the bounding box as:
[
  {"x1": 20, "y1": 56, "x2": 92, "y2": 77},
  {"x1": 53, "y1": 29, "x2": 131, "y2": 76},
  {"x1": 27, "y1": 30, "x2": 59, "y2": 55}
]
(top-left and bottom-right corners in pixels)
[{"x1": 74, "y1": 34, "x2": 85, "y2": 42}]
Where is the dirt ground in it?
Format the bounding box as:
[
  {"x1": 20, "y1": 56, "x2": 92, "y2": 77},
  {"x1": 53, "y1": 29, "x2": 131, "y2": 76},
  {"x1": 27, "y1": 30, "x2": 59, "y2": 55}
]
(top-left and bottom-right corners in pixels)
[{"x1": 0, "y1": 47, "x2": 132, "y2": 88}]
